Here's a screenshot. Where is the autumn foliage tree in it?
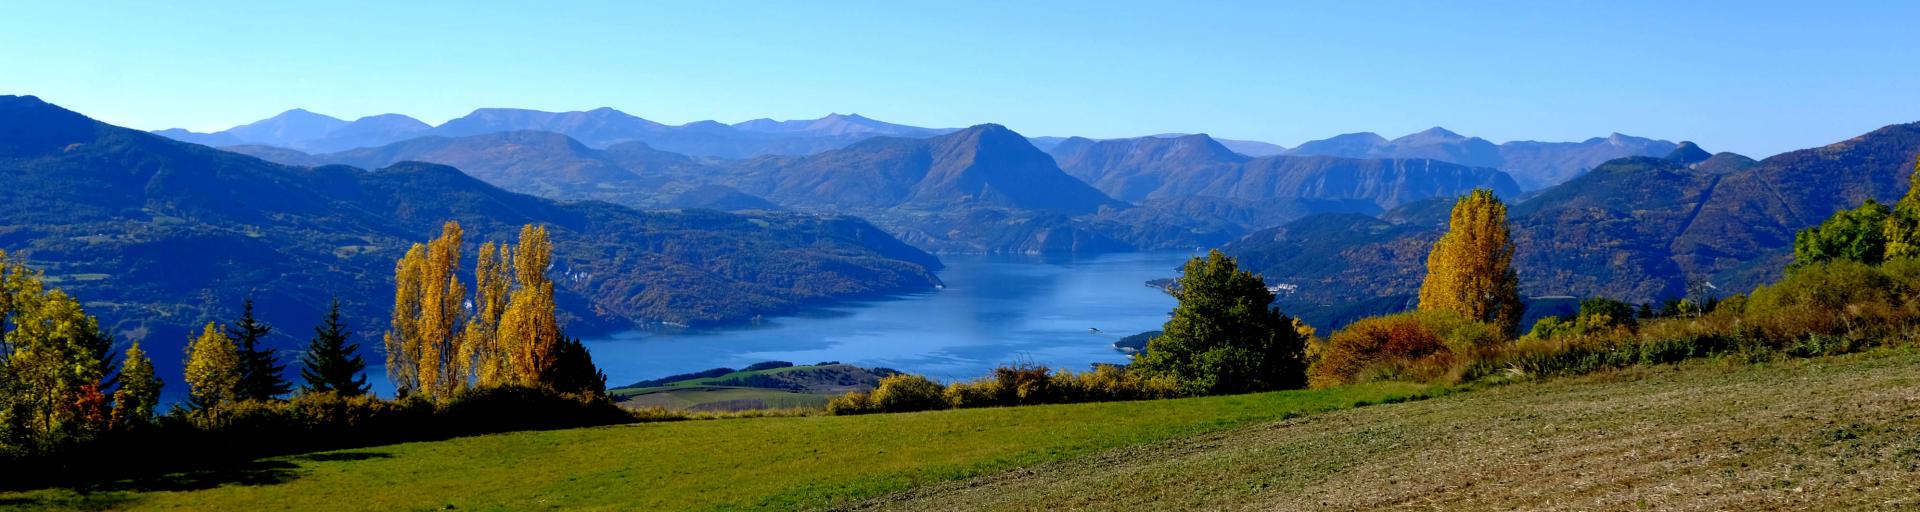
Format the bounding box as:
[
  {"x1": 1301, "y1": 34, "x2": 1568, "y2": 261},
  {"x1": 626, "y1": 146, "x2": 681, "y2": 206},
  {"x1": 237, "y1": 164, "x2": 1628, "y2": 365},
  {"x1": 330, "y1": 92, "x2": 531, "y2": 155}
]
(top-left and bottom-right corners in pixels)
[
  {"x1": 386, "y1": 223, "x2": 602, "y2": 400},
  {"x1": 184, "y1": 322, "x2": 242, "y2": 413},
  {"x1": 111, "y1": 341, "x2": 161, "y2": 429},
  {"x1": 1, "y1": 250, "x2": 121, "y2": 446},
  {"x1": 498, "y1": 225, "x2": 564, "y2": 387},
  {"x1": 386, "y1": 221, "x2": 469, "y2": 399},
  {"x1": 463, "y1": 242, "x2": 514, "y2": 387},
  {"x1": 1417, "y1": 189, "x2": 1524, "y2": 334}
]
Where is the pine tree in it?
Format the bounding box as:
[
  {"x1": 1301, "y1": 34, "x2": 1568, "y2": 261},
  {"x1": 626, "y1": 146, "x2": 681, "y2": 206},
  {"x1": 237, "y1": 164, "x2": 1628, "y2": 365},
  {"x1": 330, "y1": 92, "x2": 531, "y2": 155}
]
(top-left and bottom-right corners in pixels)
[
  {"x1": 111, "y1": 341, "x2": 162, "y2": 429},
  {"x1": 1132, "y1": 250, "x2": 1308, "y2": 394},
  {"x1": 1417, "y1": 189, "x2": 1524, "y2": 334},
  {"x1": 300, "y1": 299, "x2": 369, "y2": 396},
  {"x1": 229, "y1": 299, "x2": 289, "y2": 401},
  {"x1": 184, "y1": 322, "x2": 242, "y2": 412},
  {"x1": 546, "y1": 335, "x2": 606, "y2": 396}
]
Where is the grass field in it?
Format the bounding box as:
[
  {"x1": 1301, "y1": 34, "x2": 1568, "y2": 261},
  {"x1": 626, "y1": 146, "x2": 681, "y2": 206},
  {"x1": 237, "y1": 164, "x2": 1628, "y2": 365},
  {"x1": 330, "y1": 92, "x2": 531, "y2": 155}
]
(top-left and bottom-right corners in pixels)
[
  {"x1": 9, "y1": 349, "x2": 1915, "y2": 511},
  {"x1": 0, "y1": 381, "x2": 1437, "y2": 511},
  {"x1": 857, "y1": 348, "x2": 1920, "y2": 511},
  {"x1": 609, "y1": 363, "x2": 889, "y2": 412},
  {"x1": 615, "y1": 385, "x2": 830, "y2": 411}
]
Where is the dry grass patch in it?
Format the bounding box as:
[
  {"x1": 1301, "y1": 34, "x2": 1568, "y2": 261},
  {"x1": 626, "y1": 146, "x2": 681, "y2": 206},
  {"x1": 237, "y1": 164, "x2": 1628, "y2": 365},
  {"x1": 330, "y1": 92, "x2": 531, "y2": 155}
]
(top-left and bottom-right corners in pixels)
[{"x1": 855, "y1": 349, "x2": 1920, "y2": 511}]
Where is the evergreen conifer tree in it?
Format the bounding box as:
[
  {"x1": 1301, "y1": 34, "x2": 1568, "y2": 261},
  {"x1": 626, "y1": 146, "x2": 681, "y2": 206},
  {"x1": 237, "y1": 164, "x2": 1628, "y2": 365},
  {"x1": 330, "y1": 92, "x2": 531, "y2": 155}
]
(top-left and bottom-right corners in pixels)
[
  {"x1": 300, "y1": 299, "x2": 369, "y2": 396},
  {"x1": 228, "y1": 299, "x2": 289, "y2": 400}
]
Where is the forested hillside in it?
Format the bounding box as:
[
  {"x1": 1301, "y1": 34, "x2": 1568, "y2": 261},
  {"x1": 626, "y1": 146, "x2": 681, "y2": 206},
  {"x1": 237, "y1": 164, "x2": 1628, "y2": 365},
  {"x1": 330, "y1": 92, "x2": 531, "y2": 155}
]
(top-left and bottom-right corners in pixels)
[{"x1": 0, "y1": 95, "x2": 944, "y2": 383}]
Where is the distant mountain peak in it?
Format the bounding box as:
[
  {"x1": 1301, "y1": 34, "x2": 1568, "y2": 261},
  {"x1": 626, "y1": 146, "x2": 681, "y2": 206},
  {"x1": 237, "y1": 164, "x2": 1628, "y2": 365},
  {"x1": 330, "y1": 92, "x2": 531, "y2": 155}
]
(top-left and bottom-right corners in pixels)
[
  {"x1": 1665, "y1": 141, "x2": 1712, "y2": 165},
  {"x1": 824, "y1": 113, "x2": 873, "y2": 122},
  {"x1": 955, "y1": 123, "x2": 1014, "y2": 136},
  {"x1": 1334, "y1": 132, "x2": 1388, "y2": 143},
  {"x1": 264, "y1": 108, "x2": 345, "y2": 123}
]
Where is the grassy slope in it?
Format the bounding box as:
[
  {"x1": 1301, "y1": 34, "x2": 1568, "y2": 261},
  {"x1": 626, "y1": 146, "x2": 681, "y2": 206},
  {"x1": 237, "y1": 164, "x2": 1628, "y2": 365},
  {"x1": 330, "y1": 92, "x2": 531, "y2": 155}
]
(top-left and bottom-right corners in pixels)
[
  {"x1": 615, "y1": 386, "x2": 829, "y2": 410},
  {"x1": 610, "y1": 364, "x2": 878, "y2": 412},
  {"x1": 858, "y1": 349, "x2": 1920, "y2": 511},
  {"x1": 0, "y1": 383, "x2": 1436, "y2": 511}
]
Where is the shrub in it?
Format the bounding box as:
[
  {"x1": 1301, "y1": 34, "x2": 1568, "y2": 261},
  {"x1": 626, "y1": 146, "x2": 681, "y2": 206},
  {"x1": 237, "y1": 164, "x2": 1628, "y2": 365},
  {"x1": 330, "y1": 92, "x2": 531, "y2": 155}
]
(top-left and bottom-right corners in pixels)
[
  {"x1": 825, "y1": 391, "x2": 875, "y2": 415},
  {"x1": 1310, "y1": 310, "x2": 1497, "y2": 388},
  {"x1": 1051, "y1": 365, "x2": 1182, "y2": 403},
  {"x1": 942, "y1": 379, "x2": 1000, "y2": 409},
  {"x1": 868, "y1": 375, "x2": 947, "y2": 413}
]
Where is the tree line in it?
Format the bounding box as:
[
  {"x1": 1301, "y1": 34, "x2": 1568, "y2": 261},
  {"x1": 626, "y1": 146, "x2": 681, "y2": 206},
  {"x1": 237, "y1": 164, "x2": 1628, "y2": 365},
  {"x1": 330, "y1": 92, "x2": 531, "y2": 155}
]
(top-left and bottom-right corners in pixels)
[{"x1": 3, "y1": 221, "x2": 610, "y2": 470}]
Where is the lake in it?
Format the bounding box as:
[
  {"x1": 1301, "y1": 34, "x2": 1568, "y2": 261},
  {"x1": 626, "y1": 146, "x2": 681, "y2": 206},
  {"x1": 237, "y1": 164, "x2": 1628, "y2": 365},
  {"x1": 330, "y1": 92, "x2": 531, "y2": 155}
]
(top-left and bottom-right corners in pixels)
[{"x1": 585, "y1": 251, "x2": 1197, "y2": 387}]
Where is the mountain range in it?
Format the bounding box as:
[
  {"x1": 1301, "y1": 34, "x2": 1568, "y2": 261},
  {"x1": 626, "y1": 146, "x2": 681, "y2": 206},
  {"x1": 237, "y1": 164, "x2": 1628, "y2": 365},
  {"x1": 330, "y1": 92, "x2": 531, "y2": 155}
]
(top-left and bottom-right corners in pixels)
[
  {"x1": 1285, "y1": 128, "x2": 1681, "y2": 190},
  {"x1": 162, "y1": 108, "x2": 1686, "y2": 191},
  {"x1": 1228, "y1": 124, "x2": 1920, "y2": 329},
  {"x1": 232, "y1": 122, "x2": 1516, "y2": 254},
  {"x1": 0, "y1": 95, "x2": 943, "y2": 385},
  {"x1": 1048, "y1": 134, "x2": 1521, "y2": 209},
  {"x1": 159, "y1": 108, "x2": 959, "y2": 158},
  {"x1": 1028, "y1": 134, "x2": 1288, "y2": 157}
]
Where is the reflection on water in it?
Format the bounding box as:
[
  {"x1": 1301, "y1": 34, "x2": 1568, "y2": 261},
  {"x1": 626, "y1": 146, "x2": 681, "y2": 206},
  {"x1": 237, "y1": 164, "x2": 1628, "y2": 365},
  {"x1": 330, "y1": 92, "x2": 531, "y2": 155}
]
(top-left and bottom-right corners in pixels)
[{"x1": 585, "y1": 251, "x2": 1195, "y2": 386}]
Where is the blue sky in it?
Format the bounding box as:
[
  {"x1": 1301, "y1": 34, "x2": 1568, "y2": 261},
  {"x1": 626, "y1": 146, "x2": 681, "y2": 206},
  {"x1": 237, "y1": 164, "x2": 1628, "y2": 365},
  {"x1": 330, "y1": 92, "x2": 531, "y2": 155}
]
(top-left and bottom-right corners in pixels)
[{"x1": 3, "y1": 1, "x2": 1916, "y2": 157}]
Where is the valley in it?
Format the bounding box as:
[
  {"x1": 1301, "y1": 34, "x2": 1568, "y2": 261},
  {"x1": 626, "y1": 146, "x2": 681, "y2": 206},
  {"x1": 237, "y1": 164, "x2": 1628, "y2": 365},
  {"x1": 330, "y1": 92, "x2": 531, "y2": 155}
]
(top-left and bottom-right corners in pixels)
[{"x1": 7, "y1": 4, "x2": 1920, "y2": 510}]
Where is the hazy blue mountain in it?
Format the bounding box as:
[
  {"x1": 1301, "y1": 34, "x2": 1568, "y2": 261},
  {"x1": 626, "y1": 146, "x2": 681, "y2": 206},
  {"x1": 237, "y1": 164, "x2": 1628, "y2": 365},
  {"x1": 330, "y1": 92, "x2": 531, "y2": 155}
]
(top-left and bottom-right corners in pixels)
[
  {"x1": 432, "y1": 107, "x2": 667, "y2": 144},
  {"x1": 301, "y1": 113, "x2": 431, "y2": 153},
  {"x1": 1213, "y1": 138, "x2": 1289, "y2": 157},
  {"x1": 1285, "y1": 132, "x2": 1388, "y2": 157},
  {"x1": 1048, "y1": 134, "x2": 1248, "y2": 201},
  {"x1": 1287, "y1": 128, "x2": 1679, "y2": 190},
  {"x1": 0, "y1": 95, "x2": 942, "y2": 385},
  {"x1": 229, "y1": 130, "x2": 771, "y2": 211},
  {"x1": 1497, "y1": 133, "x2": 1681, "y2": 190},
  {"x1": 1050, "y1": 134, "x2": 1520, "y2": 216},
  {"x1": 157, "y1": 111, "x2": 430, "y2": 153},
  {"x1": 727, "y1": 124, "x2": 1122, "y2": 214},
  {"x1": 732, "y1": 113, "x2": 953, "y2": 138},
  {"x1": 150, "y1": 128, "x2": 245, "y2": 147},
  {"x1": 222, "y1": 108, "x2": 350, "y2": 146},
  {"x1": 1029, "y1": 133, "x2": 1287, "y2": 157},
  {"x1": 154, "y1": 107, "x2": 965, "y2": 159}
]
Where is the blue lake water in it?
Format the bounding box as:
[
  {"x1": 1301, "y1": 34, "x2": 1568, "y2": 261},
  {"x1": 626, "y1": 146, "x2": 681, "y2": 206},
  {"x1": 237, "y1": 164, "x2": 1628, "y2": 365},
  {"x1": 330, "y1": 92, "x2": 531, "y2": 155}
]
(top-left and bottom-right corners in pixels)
[{"x1": 584, "y1": 251, "x2": 1196, "y2": 387}]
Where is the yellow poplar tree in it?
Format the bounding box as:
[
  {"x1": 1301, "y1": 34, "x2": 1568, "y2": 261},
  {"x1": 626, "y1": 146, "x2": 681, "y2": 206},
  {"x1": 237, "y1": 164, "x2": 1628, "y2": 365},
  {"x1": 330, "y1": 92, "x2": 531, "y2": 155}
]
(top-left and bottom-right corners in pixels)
[
  {"x1": 498, "y1": 225, "x2": 562, "y2": 385},
  {"x1": 384, "y1": 221, "x2": 469, "y2": 400},
  {"x1": 462, "y1": 241, "x2": 515, "y2": 387},
  {"x1": 184, "y1": 322, "x2": 242, "y2": 411},
  {"x1": 1417, "y1": 189, "x2": 1523, "y2": 334},
  {"x1": 384, "y1": 244, "x2": 425, "y2": 395}
]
